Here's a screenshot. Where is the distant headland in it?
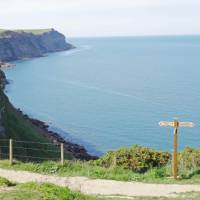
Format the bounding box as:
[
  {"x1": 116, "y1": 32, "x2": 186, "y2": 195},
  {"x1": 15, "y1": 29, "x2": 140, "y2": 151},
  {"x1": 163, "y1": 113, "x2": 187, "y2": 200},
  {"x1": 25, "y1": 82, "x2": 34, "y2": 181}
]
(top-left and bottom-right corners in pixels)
[{"x1": 0, "y1": 28, "x2": 74, "y2": 64}]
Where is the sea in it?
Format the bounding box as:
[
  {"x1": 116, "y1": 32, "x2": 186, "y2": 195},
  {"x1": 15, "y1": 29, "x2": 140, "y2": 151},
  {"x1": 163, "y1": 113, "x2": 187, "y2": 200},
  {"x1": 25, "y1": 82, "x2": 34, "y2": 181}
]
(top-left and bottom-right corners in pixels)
[{"x1": 3, "y1": 36, "x2": 200, "y2": 155}]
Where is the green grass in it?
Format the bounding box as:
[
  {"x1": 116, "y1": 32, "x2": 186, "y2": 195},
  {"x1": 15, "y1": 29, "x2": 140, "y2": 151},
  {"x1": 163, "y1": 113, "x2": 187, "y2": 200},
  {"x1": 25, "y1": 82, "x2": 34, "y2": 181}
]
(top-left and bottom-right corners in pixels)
[
  {"x1": 134, "y1": 192, "x2": 200, "y2": 200},
  {"x1": 0, "y1": 28, "x2": 52, "y2": 35},
  {"x1": 0, "y1": 177, "x2": 15, "y2": 187},
  {"x1": 0, "y1": 181, "x2": 127, "y2": 200},
  {"x1": 14, "y1": 29, "x2": 52, "y2": 35},
  {"x1": 0, "y1": 160, "x2": 200, "y2": 184},
  {"x1": 10, "y1": 182, "x2": 103, "y2": 200}
]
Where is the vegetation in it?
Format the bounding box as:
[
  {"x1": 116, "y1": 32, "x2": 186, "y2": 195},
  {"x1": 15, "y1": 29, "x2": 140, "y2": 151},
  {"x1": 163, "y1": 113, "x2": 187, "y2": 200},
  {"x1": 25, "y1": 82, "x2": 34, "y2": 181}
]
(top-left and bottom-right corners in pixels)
[
  {"x1": 0, "y1": 28, "x2": 52, "y2": 36},
  {"x1": 179, "y1": 147, "x2": 200, "y2": 170},
  {"x1": 0, "y1": 181, "x2": 129, "y2": 200},
  {"x1": 93, "y1": 145, "x2": 170, "y2": 173},
  {"x1": 134, "y1": 192, "x2": 200, "y2": 200},
  {"x1": 0, "y1": 176, "x2": 14, "y2": 187},
  {"x1": 0, "y1": 156, "x2": 200, "y2": 184},
  {"x1": 15, "y1": 29, "x2": 52, "y2": 35},
  {"x1": 7, "y1": 182, "x2": 104, "y2": 200}
]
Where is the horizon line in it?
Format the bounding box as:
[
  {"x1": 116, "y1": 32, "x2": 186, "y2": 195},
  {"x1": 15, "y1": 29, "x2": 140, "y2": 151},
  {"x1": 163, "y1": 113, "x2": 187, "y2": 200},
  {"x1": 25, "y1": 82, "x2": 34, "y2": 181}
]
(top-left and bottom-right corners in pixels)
[{"x1": 68, "y1": 33, "x2": 200, "y2": 39}]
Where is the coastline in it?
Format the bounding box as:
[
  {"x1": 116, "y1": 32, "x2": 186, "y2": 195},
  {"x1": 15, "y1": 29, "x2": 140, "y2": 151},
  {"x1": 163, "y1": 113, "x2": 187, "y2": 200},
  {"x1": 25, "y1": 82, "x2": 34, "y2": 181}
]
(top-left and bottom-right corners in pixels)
[
  {"x1": 0, "y1": 29, "x2": 99, "y2": 160},
  {"x1": 18, "y1": 109, "x2": 98, "y2": 160},
  {"x1": 0, "y1": 62, "x2": 16, "y2": 68}
]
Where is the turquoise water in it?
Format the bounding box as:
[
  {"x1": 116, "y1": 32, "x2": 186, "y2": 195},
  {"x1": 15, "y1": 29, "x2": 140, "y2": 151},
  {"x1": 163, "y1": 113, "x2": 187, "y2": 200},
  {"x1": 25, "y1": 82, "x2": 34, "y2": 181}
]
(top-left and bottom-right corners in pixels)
[{"x1": 3, "y1": 36, "x2": 200, "y2": 155}]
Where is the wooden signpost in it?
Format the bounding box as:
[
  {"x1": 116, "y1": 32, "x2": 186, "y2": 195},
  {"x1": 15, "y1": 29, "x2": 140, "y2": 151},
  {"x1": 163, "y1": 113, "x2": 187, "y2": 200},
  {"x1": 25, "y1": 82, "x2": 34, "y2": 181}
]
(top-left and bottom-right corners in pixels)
[{"x1": 159, "y1": 120, "x2": 194, "y2": 179}]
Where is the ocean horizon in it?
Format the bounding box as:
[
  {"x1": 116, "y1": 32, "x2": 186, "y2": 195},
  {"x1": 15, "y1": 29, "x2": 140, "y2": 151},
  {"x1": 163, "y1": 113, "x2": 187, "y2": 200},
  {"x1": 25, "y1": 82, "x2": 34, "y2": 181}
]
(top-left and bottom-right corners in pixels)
[{"x1": 3, "y1": 35, "x2": 200, "y2": 156}]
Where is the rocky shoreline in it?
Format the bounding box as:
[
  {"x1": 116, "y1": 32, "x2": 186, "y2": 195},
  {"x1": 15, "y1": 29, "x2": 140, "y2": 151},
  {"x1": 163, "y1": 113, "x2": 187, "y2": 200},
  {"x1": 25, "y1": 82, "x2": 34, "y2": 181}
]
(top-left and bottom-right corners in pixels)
[
  {"x1": 0, "y1": 62, "x2": 15, "y2": 68},
  {"x1": 18, "y1": 109, "x2": 98, "y2": 161}
]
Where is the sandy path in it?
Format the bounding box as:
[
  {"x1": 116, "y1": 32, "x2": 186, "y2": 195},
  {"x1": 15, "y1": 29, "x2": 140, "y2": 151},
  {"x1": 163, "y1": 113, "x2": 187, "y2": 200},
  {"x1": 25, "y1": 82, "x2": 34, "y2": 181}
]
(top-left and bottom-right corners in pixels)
[{"x1": 0, "y1": 168, "x2": 200, "y2": 198}]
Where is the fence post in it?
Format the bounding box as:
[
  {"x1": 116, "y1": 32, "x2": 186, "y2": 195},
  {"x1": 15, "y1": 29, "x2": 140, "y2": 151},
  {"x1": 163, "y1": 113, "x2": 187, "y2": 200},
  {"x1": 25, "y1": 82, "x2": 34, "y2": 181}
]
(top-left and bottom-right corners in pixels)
[
  {"x1": 9, "y1": 139, "x2": 13, "y2": 165},
  {"x1": 61, "y1": 143, "x2": 64, "y2": 165}
]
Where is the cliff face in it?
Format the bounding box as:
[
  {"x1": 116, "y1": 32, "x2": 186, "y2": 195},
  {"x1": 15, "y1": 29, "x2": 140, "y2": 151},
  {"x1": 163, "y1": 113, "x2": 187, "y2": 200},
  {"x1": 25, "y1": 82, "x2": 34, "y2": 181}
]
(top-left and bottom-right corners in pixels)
[{"x1": 0, "y1": 29, "x2": 74, "y2": 62}]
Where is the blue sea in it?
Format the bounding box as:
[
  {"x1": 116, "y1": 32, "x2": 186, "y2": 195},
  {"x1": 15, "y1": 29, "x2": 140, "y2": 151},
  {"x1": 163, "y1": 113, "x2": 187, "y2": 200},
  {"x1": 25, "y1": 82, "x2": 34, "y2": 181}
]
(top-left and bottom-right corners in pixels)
[{"x1": 3, "y1": 36, "x2": 200, "y2": 155}]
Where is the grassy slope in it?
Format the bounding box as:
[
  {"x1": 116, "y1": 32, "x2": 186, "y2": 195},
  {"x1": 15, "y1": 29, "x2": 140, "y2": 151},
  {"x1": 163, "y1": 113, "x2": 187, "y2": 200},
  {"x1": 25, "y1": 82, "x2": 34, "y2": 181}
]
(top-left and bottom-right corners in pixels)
[
  {"x1": 0, "y1": 70, "x2": 46, "y2": 141},
  {"x1": 0, "y1": 90, "x2": 49, "y2": 142}
]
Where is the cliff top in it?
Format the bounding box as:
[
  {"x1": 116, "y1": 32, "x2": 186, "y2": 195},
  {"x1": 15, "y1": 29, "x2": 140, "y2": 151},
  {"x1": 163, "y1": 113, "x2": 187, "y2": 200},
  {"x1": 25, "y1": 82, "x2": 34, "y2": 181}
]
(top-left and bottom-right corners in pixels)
[{"x1": 0, "y1": 28, "x2": 53, "y2": 37}]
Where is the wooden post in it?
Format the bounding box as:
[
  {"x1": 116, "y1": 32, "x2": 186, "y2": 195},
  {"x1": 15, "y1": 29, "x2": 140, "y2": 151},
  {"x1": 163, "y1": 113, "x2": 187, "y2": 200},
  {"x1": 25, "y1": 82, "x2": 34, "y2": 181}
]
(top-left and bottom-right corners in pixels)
[
  {"x1": 173, "y1": 120, "x2": 178, "y2": 179},
  {"x1": 61, "y1": 143, "x2": 64, "y2": 165},
  {"x1": 9, "y1": 139, "x2": 13, "y2": 165},
  {"x1": 159, "y1": 119, "x2": 194, "y2": 179}
]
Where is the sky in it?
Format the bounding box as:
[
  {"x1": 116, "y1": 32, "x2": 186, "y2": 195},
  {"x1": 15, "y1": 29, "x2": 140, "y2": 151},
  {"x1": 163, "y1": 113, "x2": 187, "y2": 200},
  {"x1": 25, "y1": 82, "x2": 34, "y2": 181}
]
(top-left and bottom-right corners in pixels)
[{"x1": 0, "y1": 0, "x2": 200, "y2": 37}]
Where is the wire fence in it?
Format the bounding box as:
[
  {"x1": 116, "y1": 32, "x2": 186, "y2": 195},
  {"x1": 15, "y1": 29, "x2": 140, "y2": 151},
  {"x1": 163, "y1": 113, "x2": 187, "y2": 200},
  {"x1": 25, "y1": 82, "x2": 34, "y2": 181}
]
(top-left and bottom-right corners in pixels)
[{"x1": 0, "y1": 139, "x2": 65, "y2": 164}]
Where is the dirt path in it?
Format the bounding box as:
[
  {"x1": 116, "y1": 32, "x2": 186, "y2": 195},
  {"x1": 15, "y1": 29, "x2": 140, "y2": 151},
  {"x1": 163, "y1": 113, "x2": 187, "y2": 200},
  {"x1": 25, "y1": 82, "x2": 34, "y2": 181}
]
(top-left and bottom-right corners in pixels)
[
  {"x1": 0, "y1": 186, "x2": 13, "y2": 192},
  {"x1": 0, "y1": 168, "x2": 200, "y2": 198}
]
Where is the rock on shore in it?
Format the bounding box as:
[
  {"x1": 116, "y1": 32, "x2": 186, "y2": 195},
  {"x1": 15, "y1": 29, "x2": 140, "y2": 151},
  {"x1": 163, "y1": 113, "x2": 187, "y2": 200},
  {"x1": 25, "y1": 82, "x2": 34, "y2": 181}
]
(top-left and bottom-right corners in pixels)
[{"x1": 21, "y1": 112, "x2": 98, "y2": 161}]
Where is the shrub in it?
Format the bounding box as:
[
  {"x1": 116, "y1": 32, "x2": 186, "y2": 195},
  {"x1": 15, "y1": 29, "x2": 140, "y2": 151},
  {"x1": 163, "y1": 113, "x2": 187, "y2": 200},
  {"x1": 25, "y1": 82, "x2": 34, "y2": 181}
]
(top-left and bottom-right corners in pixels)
[
  {"x1": 179, "y1": 147, "x2": 200, "y2": 170},
  {"x1": 146, "y1": 167, "x2": 169, "y2": 179},
  {"x1": 93, "y1": 145, "x2": 170, "y2": 173}
]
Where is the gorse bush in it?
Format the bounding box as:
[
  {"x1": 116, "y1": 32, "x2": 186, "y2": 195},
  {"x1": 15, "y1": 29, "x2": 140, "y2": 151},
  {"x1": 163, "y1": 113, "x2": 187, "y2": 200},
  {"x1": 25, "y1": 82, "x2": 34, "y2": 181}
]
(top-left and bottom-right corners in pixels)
[
  {"x1": 179, "y1": 147, "x2": 200, "y2": 170},
  {"x1": 93, "y1": 145, "x2": 171, "y2": 173}
]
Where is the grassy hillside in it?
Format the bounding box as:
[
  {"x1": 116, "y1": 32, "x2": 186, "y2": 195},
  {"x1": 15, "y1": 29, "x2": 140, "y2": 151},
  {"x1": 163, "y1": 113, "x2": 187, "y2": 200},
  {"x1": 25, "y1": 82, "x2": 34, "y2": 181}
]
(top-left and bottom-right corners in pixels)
[
  {"x1": 0, "y1": 70, "x2": 51, "y2": 142},
  {"x1": 0, "y1": 91, "x2": 50, "y2": 142}
]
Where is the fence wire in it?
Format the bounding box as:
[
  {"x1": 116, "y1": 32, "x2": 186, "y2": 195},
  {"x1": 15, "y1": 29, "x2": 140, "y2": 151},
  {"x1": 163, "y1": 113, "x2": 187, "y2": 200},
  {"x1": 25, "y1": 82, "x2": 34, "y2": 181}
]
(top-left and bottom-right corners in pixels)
[{"x1": 0, "y1": 139, "x2": 64, "y2": 162}]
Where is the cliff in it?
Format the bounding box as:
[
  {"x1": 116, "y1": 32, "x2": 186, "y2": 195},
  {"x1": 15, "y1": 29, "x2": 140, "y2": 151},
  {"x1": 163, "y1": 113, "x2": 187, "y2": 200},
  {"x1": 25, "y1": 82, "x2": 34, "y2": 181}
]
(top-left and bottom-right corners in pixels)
[{"x1": 0, "y1": 28, "x2": 74, "y2": 62}]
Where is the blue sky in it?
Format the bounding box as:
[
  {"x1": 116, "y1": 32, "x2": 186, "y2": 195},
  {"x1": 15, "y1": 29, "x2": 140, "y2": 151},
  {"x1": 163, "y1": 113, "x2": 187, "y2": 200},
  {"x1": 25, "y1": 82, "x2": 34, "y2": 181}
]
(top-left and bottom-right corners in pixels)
[{"x1": 0, "y1": 0, "x2": 200, "y2": 37}]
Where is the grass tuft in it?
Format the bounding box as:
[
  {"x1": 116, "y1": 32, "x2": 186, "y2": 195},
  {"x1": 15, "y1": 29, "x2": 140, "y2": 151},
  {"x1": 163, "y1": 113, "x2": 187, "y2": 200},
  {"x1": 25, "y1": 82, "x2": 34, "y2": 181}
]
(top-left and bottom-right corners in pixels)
[{"x1": 0, "y1": 176, "x2": 15, "y2": 187}]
